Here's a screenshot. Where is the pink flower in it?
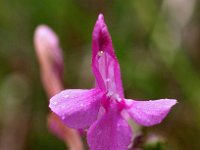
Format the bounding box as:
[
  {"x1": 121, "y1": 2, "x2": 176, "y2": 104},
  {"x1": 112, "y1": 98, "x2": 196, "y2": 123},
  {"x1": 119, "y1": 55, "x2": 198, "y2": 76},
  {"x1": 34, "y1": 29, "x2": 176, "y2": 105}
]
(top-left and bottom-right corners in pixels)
[{"x1": 49, "y1": 14, "x2": 177, "y2": 150}]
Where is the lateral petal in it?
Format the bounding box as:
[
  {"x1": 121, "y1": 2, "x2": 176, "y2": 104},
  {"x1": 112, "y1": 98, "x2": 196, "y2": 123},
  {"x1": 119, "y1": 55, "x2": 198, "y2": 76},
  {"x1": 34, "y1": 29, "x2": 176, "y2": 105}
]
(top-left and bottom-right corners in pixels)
[
  {"x1": 49, "y1": 88, "x2": 104, "y2": 129},
  {"x1": 126, "y1": 99, "x2": 177, "y2": 126},
  {"x1": 87, "y1": 110, "x2": 132, "y2": 150},
  {"x1": 92, "y1": 14, "x2": 124, "y2": 97}
]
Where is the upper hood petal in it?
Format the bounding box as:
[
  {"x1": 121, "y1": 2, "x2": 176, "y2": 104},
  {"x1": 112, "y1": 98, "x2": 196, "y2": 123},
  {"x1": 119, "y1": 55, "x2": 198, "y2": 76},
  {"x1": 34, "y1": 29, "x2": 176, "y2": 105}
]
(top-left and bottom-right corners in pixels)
[{"x1": 92, "y1": 14, "x2": 124, "y2": 98}]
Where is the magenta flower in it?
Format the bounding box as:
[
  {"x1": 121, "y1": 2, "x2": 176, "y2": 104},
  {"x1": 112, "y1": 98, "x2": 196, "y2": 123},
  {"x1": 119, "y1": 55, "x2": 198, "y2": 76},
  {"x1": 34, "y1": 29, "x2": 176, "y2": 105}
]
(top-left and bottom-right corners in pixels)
[{"x1": 49, "y1": 14, "x2": 177, "y2": 150}]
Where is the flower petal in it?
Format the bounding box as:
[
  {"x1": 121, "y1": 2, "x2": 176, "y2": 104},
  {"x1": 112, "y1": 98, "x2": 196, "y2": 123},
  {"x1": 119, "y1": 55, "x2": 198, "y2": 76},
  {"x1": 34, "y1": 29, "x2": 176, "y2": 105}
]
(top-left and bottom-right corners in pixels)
[
  {"x1": 92, "y1": 14, "x2": 124, "y2": 98},
  {"x1": 87, "y1": 110, "x2": 132, "y2": 150},
  {"x1": 126, "y1": 99, "x2": 177, "y2": 126},
  {"x1": 49, "y1": 88, "x2": 104, "y2": 129}
]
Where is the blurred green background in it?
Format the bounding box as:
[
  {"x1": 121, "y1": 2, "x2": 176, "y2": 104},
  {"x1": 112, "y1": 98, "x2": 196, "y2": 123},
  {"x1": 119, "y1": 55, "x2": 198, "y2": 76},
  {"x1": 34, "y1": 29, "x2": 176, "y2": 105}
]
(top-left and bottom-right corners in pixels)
[{"x1": 0, "y1": 0, "x2": 200, "y2": 149}]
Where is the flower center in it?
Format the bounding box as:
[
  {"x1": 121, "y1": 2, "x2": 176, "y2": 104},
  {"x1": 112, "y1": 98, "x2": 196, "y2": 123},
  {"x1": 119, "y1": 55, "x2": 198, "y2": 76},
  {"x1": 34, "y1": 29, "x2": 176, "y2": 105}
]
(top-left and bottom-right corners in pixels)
[
  {"x1": 101, "y1": 90, "x2": 126, "y2": 112},
  {"x1": 106, "y1": 91, "x2": 122, "y2": 102}
]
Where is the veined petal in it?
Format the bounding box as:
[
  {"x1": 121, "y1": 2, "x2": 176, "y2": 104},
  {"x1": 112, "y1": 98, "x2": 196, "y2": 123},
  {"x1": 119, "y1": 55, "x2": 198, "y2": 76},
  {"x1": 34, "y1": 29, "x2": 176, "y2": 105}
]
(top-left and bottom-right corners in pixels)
[
  {"x1": 49, "y1": 88, "x2": 104, "y2": 129},
  {"x1": 92, "y1": 14, "x2": 124, "y2": 98},
  {"x1": 126, "y1": 99, "x2": 177, "y2": 126},
  {"x1": 87, "y1": 110, "x2": 132, "y2": 150}
]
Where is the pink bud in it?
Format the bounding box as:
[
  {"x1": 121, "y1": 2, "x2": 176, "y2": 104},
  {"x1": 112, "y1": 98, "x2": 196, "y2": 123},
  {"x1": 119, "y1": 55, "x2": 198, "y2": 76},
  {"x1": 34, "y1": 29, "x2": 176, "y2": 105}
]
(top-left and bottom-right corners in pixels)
[
  {"x1": 34, "y1": 25, "x2": 64, "y2": 97},
  {"x1": 34, "y1": 25, "x2": 84, "y2": 150}
]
